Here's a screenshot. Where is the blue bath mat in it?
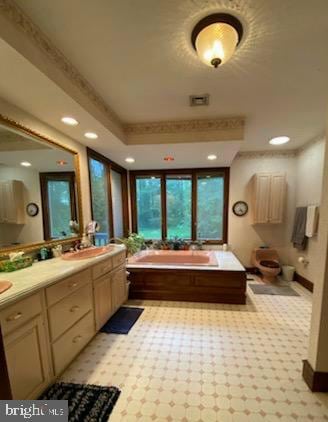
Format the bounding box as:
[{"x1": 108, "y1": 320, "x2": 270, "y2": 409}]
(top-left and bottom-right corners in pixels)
[
  {"x1": 100, "y1": 306, "x2": 144, "y2": 334},
  {"x1": 39, "y1": 382, "x2": 120, "y2": 421}
]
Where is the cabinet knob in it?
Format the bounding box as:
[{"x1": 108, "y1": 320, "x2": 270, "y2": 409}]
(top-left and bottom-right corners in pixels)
[
  {"x1": 6, "y1": 312, "x2": 22, "y2": 322},
  {"x1": 70, "y1": 305, "x2": 80, "y2": 313},
  {"x1": 72, "y1": 335, "x2": 82, "y2": 343},
  {"x1": 69, "y1": 282, "x2": 78, "y2": 289}
]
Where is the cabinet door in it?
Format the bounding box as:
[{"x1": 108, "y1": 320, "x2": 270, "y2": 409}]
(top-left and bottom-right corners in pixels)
[
  {"x1": 4, "y1": 315, "x2": 50, "y2": 399},
  {"x1": 111, "y1": 267, "x2": 126, "y2": 314},
  {"x1": 94, "y1": 274, "x2": 112, "y2": 330},
  {"x1": 253, "y1": 174, "x2": 271, "y2": 223},
  {"x1": 269, "y1": 173, "x2": 286, "y2": 223}
]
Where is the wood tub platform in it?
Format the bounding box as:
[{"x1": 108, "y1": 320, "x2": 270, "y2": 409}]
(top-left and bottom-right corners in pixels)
[{"x1": 127, "y1": 251, "x2": 247, "y2": 304}]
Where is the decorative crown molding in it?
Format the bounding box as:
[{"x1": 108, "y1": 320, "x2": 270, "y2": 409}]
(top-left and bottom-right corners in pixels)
[
  {"x1": 124, "y1": 116, "x2": 245, "y2": 135},
  {"x1": 236, "y1": 150, "x2": 297, "y2": 159},
  {"x1": 0, "y1": 0, "x2": 121, "y2": 128},
  {"x1": 297, "y1": 134, "x2": 326, "y2": 155}
]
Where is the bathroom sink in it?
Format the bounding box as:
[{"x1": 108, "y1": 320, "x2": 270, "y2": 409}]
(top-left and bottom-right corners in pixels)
[{"x1": 62, "y1": 246, "x2": 115, "y2": 261}]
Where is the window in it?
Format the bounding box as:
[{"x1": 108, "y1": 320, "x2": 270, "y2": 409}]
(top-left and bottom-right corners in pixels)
[
  {"x1": 87, "y1": 148, "x2": 128, "y2": 245},
  {"x1": 136, "y1": 176, "x2": 162, "y2": 239},
  {"x1": 89, "y1": 158, "x2": 111, "y2": 244},
  {"x1": 111, "y1": 169, "x2": 124, "y2": 238},
  {"x1": 197, "y1": 174, "x2": 224, "y2": 240},
  {"x1": 40, "y1": 172, "x2": 77, "y2": 240},
  {"x1": 166, "y1": 175, "x2": 192, "y2": 239},
  {"x1": 130, "y1": 169, "x2": 229, "y2": 243}
]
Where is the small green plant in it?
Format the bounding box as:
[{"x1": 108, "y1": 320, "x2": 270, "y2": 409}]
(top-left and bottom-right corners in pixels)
[{"x1": 121, "y1": 233, "x2": 146, "y2": 256}]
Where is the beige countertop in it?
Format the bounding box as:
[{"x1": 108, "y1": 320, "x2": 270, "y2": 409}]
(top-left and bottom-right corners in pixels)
[
  {"x1": 0, "y1": 244, "x2": 126, "y2": 309},
  {"x1": 126, "y1": 250, "x2": 245, "y2": 272}
]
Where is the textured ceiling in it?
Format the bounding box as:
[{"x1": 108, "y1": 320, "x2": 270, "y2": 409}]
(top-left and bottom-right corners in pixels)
[{"x1": 0, "y1": 0, "x2": 327, "y2": 160}]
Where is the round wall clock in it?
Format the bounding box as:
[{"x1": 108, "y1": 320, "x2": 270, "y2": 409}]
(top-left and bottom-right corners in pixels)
[
  {"x1": 26, "y1": 202, "x2": 39, "y2": 217},
  {"x1": 232, "y1": 201, "x2": 248, "y2": 217}
]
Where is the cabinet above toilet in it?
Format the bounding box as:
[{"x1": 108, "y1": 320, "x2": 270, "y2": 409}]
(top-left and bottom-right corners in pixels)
[{"x1": 251, "y1": 172, "x2": 286, "y2": 224}]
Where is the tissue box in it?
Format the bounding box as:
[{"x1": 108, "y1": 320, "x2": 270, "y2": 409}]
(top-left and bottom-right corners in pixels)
[{"x1": 0, "y1": 256, "x2": 33, "y2": 272}]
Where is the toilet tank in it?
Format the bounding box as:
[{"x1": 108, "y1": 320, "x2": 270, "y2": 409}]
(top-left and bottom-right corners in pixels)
[{"x1": 252, "y1": 248, "x2": 279, "y2": 264}]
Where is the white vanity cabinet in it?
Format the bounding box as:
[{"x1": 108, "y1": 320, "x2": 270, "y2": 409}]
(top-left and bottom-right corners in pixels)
[
  {"x1": 0, "y1": 180, "x2": 25, "y2": 224},
  {"x1": 0, "y1": 248, "x2": 127, "y2": 399},
  {"x1": 251, "y1": 172, "x2": 286, "y2": 224}
]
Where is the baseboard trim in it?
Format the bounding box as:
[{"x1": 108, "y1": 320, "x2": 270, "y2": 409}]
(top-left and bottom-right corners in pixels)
[
  {"x1": 295, "y1": 272, "x2": 314, "y2": 292},
  {"x1": 302, "y1": 360, "x2": 328, "y2": 392}
]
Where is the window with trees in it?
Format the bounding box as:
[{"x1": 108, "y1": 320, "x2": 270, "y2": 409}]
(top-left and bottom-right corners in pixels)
[
  {"x1": 130, "y1": 168, "x2": 229, "y2": 243},
  {"x1": 40, "y1": 172, "x2": 77, "y2": 240},
  {"x1": 88, "y1": 149, "x2": 128, "y2": 245}
]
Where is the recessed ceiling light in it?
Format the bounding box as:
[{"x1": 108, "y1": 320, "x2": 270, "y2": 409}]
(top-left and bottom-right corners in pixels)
[
  {"x1": 164, "y1": 156, "x2": 174, "y2": 161},
  {"x1": 207, "y1": 154, "x2": 217, "y2": 160},
  {"x1": 56, "y1": 160, "x2": 67, "y2": 166},
  {"x1": 269, "y1": 136, "x2": 290, "y2": 145},
  {"x1": 61, "y1": 116, "x2": 78, "y2": 126},
  {"x1": 20, "y1": 161, "x2": 31, "y2": 167},
  {"x1": 84, "y1": 132, "x2": 98, "y2": 139},
  {"x1": 125, "y1": 157, "x2": 135, "y2": 163}
]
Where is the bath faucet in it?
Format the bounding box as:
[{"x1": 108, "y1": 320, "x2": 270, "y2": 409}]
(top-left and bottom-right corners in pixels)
[{"x1": 108, "y1": 237, "x2": 124, "y2": 245}]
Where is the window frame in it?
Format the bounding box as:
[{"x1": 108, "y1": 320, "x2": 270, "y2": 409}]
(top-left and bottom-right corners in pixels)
[
  {"x1": 87, "y1": 148, "x2": 129, "y2": 239},
  {"x1": 130, "y1": 167, "x2": 229, "y2": 244},
  {"x1": 39, "y1": 171, "x2": 77, "y2": 241}
]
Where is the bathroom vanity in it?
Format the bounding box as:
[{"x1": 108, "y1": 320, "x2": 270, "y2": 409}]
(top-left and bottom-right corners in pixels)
[{"x1": 0, "y1": 245, "x2": 127, "y2": 400}]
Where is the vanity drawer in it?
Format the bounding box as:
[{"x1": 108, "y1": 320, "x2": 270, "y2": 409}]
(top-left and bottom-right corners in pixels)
[
  {"x1": 52, "y1": 311, "x2": 95, "y2": 375},
  {"x1": 92, "y1": 258, "x2": 113, "y2": 280},
  {"x1": 48, "y1": 283, "x2": 93, "y2": 341},
  {"x1": 112, "y1": 251, "x2": 126, "y2": 269},
  {"x1": 46, "y1": 268, "x2": 91, "y2": 306},
  {"x1": 0, "y1": 292, "x2": 42, "y2": 336}
]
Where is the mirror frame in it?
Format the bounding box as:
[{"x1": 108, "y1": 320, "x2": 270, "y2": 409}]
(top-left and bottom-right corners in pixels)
[{"x1": 0, "y1": 113, "x2": 83, "y2": 257}]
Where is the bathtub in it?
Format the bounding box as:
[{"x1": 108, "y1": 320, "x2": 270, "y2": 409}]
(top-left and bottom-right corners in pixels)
[
  {"x1": 127, "y1": 250, "x2": 246, "y2": 304},
  {"x1": 128, "y1": 250, "x2": 218, "y2": 266}
]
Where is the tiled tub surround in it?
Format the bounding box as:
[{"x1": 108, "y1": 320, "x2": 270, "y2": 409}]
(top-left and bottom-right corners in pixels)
[
  {"x1": 0, "y1": 244, "x2": 127, "y2": 399},
  {"x1": 127, "y1": 251, "x2": 247, "y2": 305},
  {"x1": 60, "y1": 278, "x2": 328, "y2": 422}
]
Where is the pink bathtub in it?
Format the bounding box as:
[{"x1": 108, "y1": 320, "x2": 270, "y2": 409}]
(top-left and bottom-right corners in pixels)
[{"x1": 128, "y1": 250, "x2": 218, "y2": 266}]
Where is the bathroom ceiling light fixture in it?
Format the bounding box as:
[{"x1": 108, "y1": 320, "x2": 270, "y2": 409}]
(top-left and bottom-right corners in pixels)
[
  {"x1": 61, "y1": 116, "x2": 78, "y2": 126},
  {"x1": 164, "y1": 156, "x2": 175, "y2": 161},
  {"x1": 84, "y1": 132, "x2": 98, "y2": 139},
  {"x1": 191, "y1": 13, "x2": 243, "y2": 68},
  {"x1": 20, "y1": 161, "x2": 31, "y2": 167},
  {"x1": 207, "y1": 154, "x2": 217, "y2": 160},
  {"x1": 269, "y1": 136, "x2": 290, "y2": 145},
  {"x1": 125, "y1": 157, "x2": 135, "y2": 163},
  {"x1": 56, "y1": 160, "x2": 67, "y2": 166}
]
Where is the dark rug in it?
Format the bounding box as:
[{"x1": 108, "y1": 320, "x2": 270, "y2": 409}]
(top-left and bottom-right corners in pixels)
[
  {"x1": 100, "y1": 306, "x2": 144, "y2": 334},
  {"x1": 249, "y1": 284, "x2": 300, "y2": 296},
  {"x1": 39, "y1": 382, "x2": 120, "y2": 422}
]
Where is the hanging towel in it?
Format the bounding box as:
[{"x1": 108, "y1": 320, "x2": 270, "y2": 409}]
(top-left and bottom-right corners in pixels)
[
  {"x1": 291, "y1": 207, "x2": 308, "y2": 250},
  {"x1": 306, "y1": 205, "x2": 319, "y2": 237}
]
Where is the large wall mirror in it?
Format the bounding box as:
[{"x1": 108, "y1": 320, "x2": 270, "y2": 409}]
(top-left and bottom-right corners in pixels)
[{"x1": 0, "y1": 115, "x2": 82, "y2": 255}]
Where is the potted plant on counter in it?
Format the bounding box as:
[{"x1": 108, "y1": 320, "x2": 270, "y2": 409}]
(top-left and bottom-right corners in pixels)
[{"x1": 120, "y1": 233, "x2": 146, "y2": 257}]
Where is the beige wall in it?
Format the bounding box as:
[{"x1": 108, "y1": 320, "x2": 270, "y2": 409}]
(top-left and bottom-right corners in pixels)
[
  {"x1": 289, "y1": 138, "x2": 326, "y2": 284},
  {"x1": 228, "y1": 153, "x2": 297, "y2": 267},
  {"x1": 0, "y1": 98, "x2": 91, "y2": 230}
]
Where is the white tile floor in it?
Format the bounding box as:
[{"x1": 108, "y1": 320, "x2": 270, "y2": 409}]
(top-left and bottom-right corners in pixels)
[{"x1": 60, "y1": 278, "x2": 328, "y2": 421}]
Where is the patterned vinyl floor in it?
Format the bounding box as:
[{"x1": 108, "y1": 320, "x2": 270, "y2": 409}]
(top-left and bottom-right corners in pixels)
[{"x1": 60, "y1": 277, "x2": 328, "y2": 421}]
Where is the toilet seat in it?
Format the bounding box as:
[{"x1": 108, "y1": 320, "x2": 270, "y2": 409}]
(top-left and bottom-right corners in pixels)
[{"x1": 259, "y1": 260, "x2": 280, "y2": 269}]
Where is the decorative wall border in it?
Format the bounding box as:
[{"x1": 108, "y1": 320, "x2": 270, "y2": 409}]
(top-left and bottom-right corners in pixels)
[
  {"x1": 0, "y1": 0, "x2": 121, "y2": 127},
  {"x1": 124, "y1": 116, "x2": 245, "y2": 135},
  {"x1": 236, "y1": 150, "x2": 297, "y2": 159}
]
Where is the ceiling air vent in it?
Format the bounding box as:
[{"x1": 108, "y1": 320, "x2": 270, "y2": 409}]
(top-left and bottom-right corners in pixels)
[{"x1": 190, "y1": 94, "x2": 209, "y2": 106}]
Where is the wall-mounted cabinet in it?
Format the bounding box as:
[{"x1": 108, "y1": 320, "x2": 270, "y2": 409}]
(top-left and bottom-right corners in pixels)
[
  {"x1": 0, "y1": 180, "x2": 25, "y2": 224},
  {"x1": 251, "y1": 172, "x2": 286, "y2": 224}
]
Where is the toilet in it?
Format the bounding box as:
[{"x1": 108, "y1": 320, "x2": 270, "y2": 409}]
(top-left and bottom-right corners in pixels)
[{"x1": 251, "y1": 248, "x2": 281, "y2": 283}]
